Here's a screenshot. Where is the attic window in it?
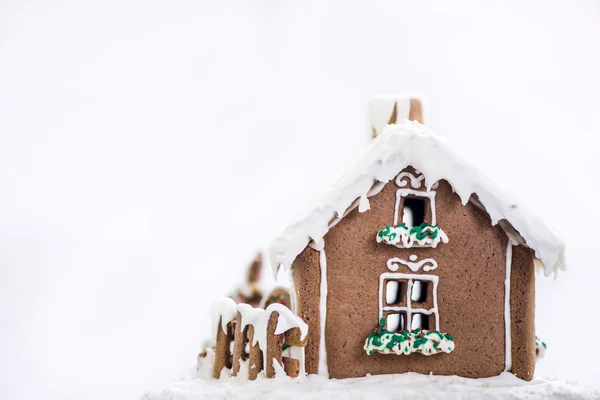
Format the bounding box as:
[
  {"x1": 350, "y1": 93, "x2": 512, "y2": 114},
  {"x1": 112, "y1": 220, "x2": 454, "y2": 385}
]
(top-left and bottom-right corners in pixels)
[
  {"x1": 402, "y1": 197, "x2": 429, "y2": 228},
  {"x1": 378, "y1": 189, "x2": 447, "y2": 248}
]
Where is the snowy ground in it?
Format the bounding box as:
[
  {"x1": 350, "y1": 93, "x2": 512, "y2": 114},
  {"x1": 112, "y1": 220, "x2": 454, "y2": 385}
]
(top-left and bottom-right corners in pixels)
[{"x1": 143, "y1": 372, "x2": 600, "y2": 400}]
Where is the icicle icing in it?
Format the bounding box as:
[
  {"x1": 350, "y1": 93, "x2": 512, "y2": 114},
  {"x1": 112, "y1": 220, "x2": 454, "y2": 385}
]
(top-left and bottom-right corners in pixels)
[{"x1": 210, "y1": 297, "x2": 237, "y2": 337}]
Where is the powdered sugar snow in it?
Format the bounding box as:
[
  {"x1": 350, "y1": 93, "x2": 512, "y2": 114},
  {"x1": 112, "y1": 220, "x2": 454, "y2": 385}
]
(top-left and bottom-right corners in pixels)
[{"x1": 142, "y1": 372, "x2": 599, "y2": 400}]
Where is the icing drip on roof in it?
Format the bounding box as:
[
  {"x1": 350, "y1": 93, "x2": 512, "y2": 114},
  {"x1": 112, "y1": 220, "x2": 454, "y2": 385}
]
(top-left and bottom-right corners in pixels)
[{"x1": 269, "y1": 121, "x2": 566, "y2": 278}]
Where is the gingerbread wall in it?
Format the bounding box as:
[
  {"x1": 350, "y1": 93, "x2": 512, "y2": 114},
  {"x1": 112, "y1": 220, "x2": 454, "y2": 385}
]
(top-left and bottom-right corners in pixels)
[
  {"x1": 292, "y1": 167, "x2": 536, "y2": 379},
  {"x1": 510, "y1": 244, "x2": 536, "y2": 380}
]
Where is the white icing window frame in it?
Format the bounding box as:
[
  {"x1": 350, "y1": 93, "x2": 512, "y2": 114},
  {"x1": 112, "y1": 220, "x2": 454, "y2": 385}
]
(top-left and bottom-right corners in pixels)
[
  {"x1": 394, "y1": 189, "x2": 437, "y2": 226},
  {"x1": 378, "y1": 272, "x2": 440, "y2": 331}
]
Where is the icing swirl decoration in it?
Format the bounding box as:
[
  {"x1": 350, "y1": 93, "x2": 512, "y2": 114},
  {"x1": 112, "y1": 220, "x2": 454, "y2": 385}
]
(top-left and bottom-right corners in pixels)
[
  {"x1": 386, "y1": 257, "x2": 438, "y2": 272},
  {"x1": 395, "y1": 171, "x2": 439, "y2": 190},
  {"x1": 395, "y1": 172, "x2": 425, "y2": 189}
]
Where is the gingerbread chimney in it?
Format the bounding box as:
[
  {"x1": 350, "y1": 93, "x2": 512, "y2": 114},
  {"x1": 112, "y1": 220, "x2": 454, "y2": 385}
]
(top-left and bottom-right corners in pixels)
[{"x1": 368, "y1": 95, "x2": 424, "y2": 138}]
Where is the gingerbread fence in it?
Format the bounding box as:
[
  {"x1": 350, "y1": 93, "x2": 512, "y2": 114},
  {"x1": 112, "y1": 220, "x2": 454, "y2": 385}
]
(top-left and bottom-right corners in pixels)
[{"x1": 209, "y1": 298, "x2": 308, "y2": 380}]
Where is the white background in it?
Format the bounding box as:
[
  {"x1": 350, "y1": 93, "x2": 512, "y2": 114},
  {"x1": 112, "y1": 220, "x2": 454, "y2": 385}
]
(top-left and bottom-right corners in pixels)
[{"x1": 1, "y1": 1, "x2": 599, "y2": 399}]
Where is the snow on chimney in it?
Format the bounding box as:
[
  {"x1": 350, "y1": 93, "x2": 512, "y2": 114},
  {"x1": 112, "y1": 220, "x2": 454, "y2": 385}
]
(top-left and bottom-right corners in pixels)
[{"x1": 368, "y1": 95, "x2": 424, "y2": 138}]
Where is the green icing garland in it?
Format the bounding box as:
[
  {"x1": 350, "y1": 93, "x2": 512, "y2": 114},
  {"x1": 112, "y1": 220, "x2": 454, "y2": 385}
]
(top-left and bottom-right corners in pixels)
[
  {"x1": 535, "y1": 336, "x2": 547, "y2": 359},
  {"x1": 264, "y1": 295, "x2": 285, "y2": 308},
  {"x1": 376, "y1": 222, "x2": 449, "y2": 248},
  {"x1": 364, "y1": 318, "x2": 455, "y2": 356}
]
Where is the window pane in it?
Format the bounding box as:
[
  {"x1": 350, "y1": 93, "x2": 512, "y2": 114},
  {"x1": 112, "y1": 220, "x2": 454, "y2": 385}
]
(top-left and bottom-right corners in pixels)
[
  {"x1": 386, "y1": 280, "x2": 403, "y2": 305},
  {"x1": 402, "y1": 197, "x2": 428, "y2": 227},
  {"x1": 386, "y1": 313, "x2": 404, "y2": 332},
  {"x1": 411, "y1": 281, "x2": 427, "y2": 303},
  {"x1": 402, "y1": 204, "x2": 414, "y2": 226},
  {"x1": 410, "y1": 313, "x2": 430, "y2": 331}
]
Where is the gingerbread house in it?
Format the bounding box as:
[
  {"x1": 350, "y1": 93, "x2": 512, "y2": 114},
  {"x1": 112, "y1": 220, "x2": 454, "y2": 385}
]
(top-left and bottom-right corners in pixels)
[{"x1": 269, "y1": 106, "x2": 565, "y2": 381}]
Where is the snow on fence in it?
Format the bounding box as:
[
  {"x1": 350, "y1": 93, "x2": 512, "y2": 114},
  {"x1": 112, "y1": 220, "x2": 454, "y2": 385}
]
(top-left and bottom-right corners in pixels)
[{"x1": 209, "y1": 297, "x2": 308, "y2": 380}]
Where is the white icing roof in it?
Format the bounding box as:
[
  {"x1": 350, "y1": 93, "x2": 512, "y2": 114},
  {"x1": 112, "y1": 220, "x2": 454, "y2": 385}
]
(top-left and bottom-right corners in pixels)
[{"x1": 270, "y1": 121, "x2": 566, "y2": 278}]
